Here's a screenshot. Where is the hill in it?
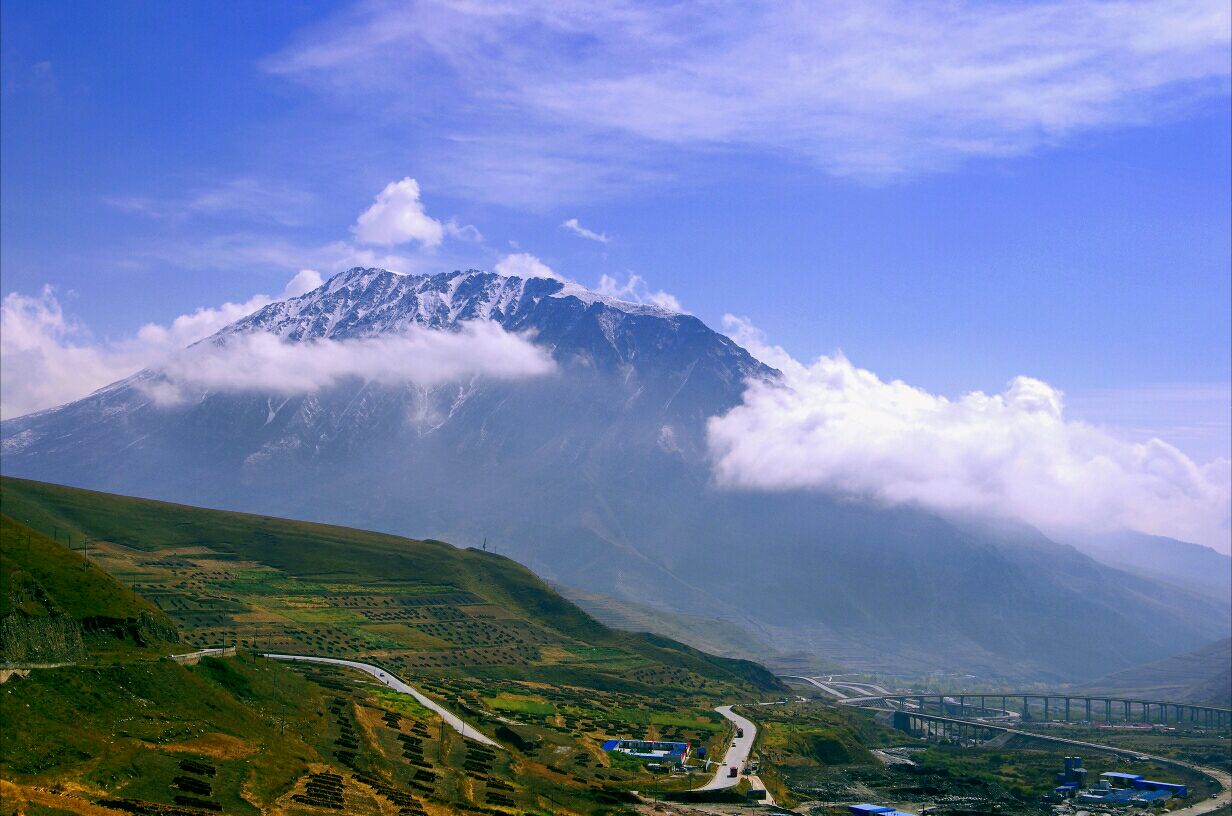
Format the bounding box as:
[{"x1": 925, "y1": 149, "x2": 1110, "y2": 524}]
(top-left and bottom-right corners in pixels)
[
  {"x1": 0, "y1": 476, "x2": 781, "y2": 695},
  {"x1": 1083, "y1": 637, "x2": 1232, "y2": 707},
  {"x1": 0, "y1": 477, "x2": 795, "y2": 814},
  {"x1": 3, "y1": 266, "x2": 1225, "y2": 681},
  {"x1": 1, "y1": 515, "x2": 178, "y2": 663}
]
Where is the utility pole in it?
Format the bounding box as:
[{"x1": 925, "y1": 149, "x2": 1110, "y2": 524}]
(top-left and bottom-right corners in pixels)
[{"x1": 482, "y1": 537, "x2": 487, "y2": 552}]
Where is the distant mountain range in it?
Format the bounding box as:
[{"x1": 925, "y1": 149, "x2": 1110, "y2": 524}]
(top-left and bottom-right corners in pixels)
[
  {"x1": 1084, "y1": 637, "x2": 1232, "y2": 708},
  {"x1": 3, "y1": 267, "x2": 1227, "y2": 682},
  {"x1": 1064, "y1": 531, "x2": 1231, "y2": 606}
]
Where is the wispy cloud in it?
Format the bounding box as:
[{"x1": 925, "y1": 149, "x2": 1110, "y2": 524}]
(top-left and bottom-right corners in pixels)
[
  {"x1": 561, "y1": 217, "x2": 610, "y2": 243},
  {"x1": 708, "y1": 316, "x2": 1232, "y2": 550},
  {"x1": 597, "y1": 273, "x2": 683, "y2": 313},
  {"x1": 266, "y1": 0, "x2": 1231, "y2": 199},
  {"x1": 106, "y1": 178, "x2": 318, "y2": 226}
]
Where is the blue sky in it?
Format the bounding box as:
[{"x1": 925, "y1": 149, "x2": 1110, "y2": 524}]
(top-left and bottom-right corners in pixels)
[{"x1": 2, "y1": 0, "x2": 1230, "y2": 464}]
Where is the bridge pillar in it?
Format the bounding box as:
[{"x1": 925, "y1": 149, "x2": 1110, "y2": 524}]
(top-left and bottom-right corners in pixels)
[
  {"x1": 959, "y1": 695, "x2": 966, "y2": 717},
  {"x1": 1065, "y1": 697, "x2": 1070, "y2": 721},
  {"x1": 1022, "y1": 696, "x2": 1029, "y2": 720},
  {"x1": 1105, "y1": 699, "x2": 1111, "y2": 722},
  {"x1": 1124, "y1": 700, "x2": 1130, "y2": 720},
  {"x1": 1002, "y1": 695, "x2": 1007, "y2": 718},
  {"x1": 1044, "y1": 697, "x2": 1050, "y2": 721},
  {"x1": 917, "y1": 696, "x2": 924, "y2": 715}
]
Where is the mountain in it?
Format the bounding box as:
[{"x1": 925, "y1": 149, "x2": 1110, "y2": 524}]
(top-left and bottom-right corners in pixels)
[
  {"x1": 1083, "y1": 637, "x2": 1232, "y2": 708},
  {"x1": 2, "y1": 267, "x2": 1227, "y2": 681},
  {"x1": 1063, "y1": 531, "x2": 1232, "y2": 607}
]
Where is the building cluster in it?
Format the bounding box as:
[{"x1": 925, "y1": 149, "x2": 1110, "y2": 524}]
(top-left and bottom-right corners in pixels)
[{"x1": 1048, "y1": 756, "x2": 1186, "y2": 808}]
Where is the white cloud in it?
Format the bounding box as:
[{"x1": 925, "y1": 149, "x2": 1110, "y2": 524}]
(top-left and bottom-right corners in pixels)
[
  {"x1": 0, "y1": 287, "x2": 149, "y2": 420},
  {"x1": 268, "y1": 0, "x2": 1231, "y2": 184},
  {"x1": 0, "y1": 271, "x2": 323, "y2": 419},
  {"x1": 494, "y1": 252, "x2": 564, "y2": 281},
  {"x1": 561, "y1": 217, "x2": 610, "y2": 243},
  {"x1": 597, "y1": 273, "x2": 683, "y2": 313},
  {"x1": 708, "y1": 316, "x2": 1232, "y2": 550},
  {"x1": 281, "y1": 269, "x2": 325, "y2": 298},
  {"x1": 353, "y1": 177, "x2": 446, "y2": 247},
  {"x1": 143, "y1": 323, "x2": 555, "y2": 404}
]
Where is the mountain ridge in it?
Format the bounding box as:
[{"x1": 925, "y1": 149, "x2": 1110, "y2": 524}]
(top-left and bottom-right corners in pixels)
[{"x1": 3, "y1": 267, "x2": 1225, "y2": 682}]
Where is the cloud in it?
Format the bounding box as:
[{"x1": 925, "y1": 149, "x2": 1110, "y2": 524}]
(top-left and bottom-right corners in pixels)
[
  {"x1": 267, "y1": 0, "x2": 1231, "y2": 186},
  {"x1": 281, "y1": 269, "x2": 325, "y2": 298},
  {"x1": 0, "y1": 287, "x2": 149, "y2": 420},
  {"x1": 494, "y1": 252, "x2": 564, "y2": 281},
  {"x1": 0, "y1": 272, "x2": 323, "y2": 419},
  {"x1": 597, "y1": 273, "x2": 683, "y2": 312},
  {"x1": 561, "y1": 217, "x2": 610, "y2": 243},
  {"x1": 707, "y1": 316, "x2": 1232, "y2": 550},
  {"x1": 353, "y1": 177, "x2": 446, "y2": 247},
  {"x1": 143, "y1": 323, "x2": 555, "y2": 404},
  {"x1": 106, "y1": 178, "x2": 317, "y2": 226}
]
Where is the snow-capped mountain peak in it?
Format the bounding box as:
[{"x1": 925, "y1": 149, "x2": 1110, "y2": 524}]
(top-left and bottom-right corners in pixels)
[{"x1": 226, "y1": 267, "x2": 679, "y2": 342}]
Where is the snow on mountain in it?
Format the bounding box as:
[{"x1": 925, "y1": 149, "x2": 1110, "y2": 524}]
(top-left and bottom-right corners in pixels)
[{"x1": 223, "y1": 267, "x2": 679, "y2": 343}]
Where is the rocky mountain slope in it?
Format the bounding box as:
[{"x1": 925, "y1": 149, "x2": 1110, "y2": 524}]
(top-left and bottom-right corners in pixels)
[{"x1": 3, "y1": 267, "x2": 1226, "y2": 681}]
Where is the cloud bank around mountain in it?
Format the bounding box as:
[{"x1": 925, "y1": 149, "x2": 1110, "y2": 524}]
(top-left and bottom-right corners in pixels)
[
  {"x1": 708, "y1": 316, "x2": 1232, "y2": 550},
  {"x1": 0, "y1": 271, "x2": 323, "y2": 419},
  {"x1": 143, "y1": 323, "x2": 555, "y2": 405}
]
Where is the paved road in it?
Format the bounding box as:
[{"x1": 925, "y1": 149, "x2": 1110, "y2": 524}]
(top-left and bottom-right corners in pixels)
[
  {"x1": 262, "y1": 653, "x2": 500, "y2": 747},
  {"x1": 780, "y1": 675, "x2": 851, "y2": 698},
  {"x1": 169, "y1": 646, "x2": 236, "y2": 664},
  {"x1": 696, "y1": 705, "x2": 757, "y2": 791}
]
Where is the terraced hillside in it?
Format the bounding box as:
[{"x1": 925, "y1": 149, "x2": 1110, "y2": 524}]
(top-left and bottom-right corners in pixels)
[{"x1": 1, "y1": 476, "x2": 785, "y2": 814}]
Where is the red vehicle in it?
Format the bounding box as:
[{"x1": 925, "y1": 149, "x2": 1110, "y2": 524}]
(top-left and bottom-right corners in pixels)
[{"x1": 728, "y1": 766, "x2": 739, "y2": 778}]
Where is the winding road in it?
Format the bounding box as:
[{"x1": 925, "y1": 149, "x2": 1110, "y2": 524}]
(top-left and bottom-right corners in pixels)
[
  {"x1": 697, "y1": 705, "x2": 758, "y2": 791},
  {"x1": 262, "y1": 653, "x2": 500, "y2": 747}
]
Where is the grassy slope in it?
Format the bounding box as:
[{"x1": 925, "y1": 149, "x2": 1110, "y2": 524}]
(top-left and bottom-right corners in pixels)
[
  {"x1": 1, "y1": 515, "x2": 170, "y2": 625},
  {"x1": 0, "y1": 476, "x2": 783, "y2": 692}
]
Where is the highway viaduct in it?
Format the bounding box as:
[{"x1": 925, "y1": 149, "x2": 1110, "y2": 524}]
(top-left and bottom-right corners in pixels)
[{"x1": 836, "y1": 692, "x2": 1231, "y2": 727}]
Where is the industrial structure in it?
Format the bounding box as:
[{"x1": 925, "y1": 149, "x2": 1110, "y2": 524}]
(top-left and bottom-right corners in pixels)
[{"x1": 1045, "y1": 756, "x2": 1186, "y2": 808}]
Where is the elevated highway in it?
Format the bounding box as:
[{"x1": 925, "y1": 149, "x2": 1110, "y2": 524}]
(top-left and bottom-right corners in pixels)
[{"x1": 836, "y1": 691, "x2": 1230, "y2": 727}]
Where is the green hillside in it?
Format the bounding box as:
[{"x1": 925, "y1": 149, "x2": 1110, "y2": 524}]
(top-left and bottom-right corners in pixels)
[
  {"x1": 0, "y1": 476, "x2": 793, "y2": 815},
  {"x1": 1, "y1": 515, "x2": 178, "y2": 663}
]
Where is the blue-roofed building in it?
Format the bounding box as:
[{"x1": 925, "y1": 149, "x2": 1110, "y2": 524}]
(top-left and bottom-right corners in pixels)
[
  {"x1": 848, "y1": 806, "x2": 894, "y2": 815},
  {"x1": 1101, "y1": 771, "x2": 1145, "y2": 786},
  {"x1": 1135, "y1": 779, "x2": 1187, "y2": 797},
  {"x1": 600, "y1": 739, "x2": 690, "y2": 762}
]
